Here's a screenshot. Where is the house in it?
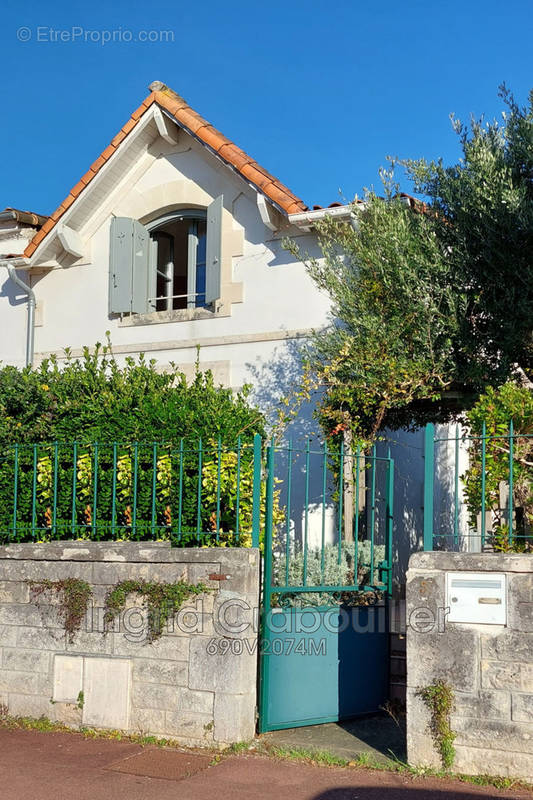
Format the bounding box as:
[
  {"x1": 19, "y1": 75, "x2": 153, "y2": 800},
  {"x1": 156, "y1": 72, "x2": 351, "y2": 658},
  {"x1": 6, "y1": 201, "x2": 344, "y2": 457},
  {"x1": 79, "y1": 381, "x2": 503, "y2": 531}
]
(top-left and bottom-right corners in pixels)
[
  {"x1": 0, "y1": 81, "x2": 348, "y2": 395},
  {"x1": 0, "y1": 81, "x2": 470, "y2": 567}
]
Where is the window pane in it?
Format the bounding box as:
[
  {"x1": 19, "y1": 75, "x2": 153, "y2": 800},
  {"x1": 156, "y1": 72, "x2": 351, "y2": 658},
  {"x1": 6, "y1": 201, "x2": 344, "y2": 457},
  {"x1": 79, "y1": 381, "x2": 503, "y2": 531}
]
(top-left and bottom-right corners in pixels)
[{"x1": 195, "y1": 221, "x2": 207, "y2": 308}]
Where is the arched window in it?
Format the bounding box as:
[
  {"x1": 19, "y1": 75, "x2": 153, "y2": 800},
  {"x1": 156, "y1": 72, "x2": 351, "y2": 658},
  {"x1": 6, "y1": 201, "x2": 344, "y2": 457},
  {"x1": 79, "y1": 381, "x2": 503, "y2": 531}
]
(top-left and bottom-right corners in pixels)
[
  {"x1": 147, "y1": 210, "x2": 207, "y2": 311},
  {"x1": 109, "y1": 196, "x2": 222, "y2": 316}
]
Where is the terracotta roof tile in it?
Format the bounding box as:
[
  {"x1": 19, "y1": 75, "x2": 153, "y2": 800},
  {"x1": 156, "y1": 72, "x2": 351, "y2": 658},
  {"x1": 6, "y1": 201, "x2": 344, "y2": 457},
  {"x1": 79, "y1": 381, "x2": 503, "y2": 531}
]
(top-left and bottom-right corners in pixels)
[
  {"x1": 69, "y1": 179, "x2": 86, "y2": 199},
  {"x1": 110, "y1": 128, "x2": 128, "y2": 149},
  {"x1": 240, "y1": 163, "x2": 276, "y2": 191},
  {"x1": 131, "y1": 94, "x2": 155, "y2": 120},
  {"x1": 1, "y1": 208, "x2": 48, "y2": 227},
  {"x1": 58, "y1": 194, "x2": 76, "y2": 213},
  {"x1": 120, "y1": 118, "x2": 138, "y2": 137},
  {"x1": 217, "y1": 143, "x2": 253, "y2": 171},
  {"x1": 174, "y1": 107, "x2": 210, "y2": 135},
  {"x1": 80, "y1": 169, "x2": 96, "y2": 186},
  {"x1": 197, "y1": 125, "x2": 232, "y2": 153},
  {"x1": 24, "y1": 81, "x2": 308, "y2": 258}
]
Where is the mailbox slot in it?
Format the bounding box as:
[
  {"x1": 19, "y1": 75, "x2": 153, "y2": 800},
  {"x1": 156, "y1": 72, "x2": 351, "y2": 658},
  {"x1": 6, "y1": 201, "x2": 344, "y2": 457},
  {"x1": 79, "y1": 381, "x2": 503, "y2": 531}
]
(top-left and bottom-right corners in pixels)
[{"x1": 446, "y1": 572, "x2": 506, "y2": 625}]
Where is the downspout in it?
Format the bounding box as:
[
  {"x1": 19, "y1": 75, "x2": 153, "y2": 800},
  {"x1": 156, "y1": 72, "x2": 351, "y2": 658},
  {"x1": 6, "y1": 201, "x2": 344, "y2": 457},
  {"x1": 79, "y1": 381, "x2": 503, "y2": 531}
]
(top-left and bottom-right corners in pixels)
[{"x1": 1, "y1": 259, "x2": 35, "y2": 367}]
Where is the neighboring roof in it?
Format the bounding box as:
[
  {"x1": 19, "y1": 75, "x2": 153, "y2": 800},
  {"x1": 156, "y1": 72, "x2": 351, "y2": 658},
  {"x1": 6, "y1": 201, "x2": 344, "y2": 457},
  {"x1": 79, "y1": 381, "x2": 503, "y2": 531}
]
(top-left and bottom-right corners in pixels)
[
  {"x1": 0, "y1": 208, "x2": 48, "y2": 228},
  {"x1": 24, "y1": 81, "x2": 308, "y2": 259}
]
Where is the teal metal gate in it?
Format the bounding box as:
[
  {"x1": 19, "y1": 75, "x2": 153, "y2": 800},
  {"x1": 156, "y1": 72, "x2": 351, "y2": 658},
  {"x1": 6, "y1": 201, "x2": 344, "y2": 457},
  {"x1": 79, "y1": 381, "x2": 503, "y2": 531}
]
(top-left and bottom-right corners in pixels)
[{"x1": 259, "y1": 440, "x2": 394, "y2": 732}]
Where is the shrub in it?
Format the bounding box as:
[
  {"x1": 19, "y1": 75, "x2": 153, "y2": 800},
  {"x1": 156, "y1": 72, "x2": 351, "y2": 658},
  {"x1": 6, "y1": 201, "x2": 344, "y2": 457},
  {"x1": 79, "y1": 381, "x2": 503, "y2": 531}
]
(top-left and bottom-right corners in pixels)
[
  {"x1": 273, "y1": 542, "x2": 386, "y2": 605},
  {"x1": 462, "y1": 382, "x2": 533, "y2": 549},
  {"x1": 0, "y1": 343, "x2": 267, "y2": 544}
]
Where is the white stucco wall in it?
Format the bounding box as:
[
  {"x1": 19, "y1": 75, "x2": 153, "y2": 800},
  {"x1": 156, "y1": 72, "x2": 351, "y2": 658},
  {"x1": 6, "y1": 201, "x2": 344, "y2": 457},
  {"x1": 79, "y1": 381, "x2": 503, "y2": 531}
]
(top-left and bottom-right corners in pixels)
[
  {"x1": 0, "y1": 271, "x2": 28, "y2": 369},
  {"x1": 0, "y1": 224, "x2": 38, "y2": 368},
  {"x1": 26, "y1": 136, "x2": 331, "y2": 413}
]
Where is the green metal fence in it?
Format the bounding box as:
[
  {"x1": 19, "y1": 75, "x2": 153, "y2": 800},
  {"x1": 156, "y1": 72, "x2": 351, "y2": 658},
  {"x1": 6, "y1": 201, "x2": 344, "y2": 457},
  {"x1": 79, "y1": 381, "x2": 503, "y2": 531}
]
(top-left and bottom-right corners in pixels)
[
  {"x1": 262, "y1": 438, "x2": 395, "y2": 606},
  {"x1": 0, "y1": 436, "x2": 262, "y2": 546},
  {"x1": 423, "y1": 422, "x2": 533, "y2": 552}
]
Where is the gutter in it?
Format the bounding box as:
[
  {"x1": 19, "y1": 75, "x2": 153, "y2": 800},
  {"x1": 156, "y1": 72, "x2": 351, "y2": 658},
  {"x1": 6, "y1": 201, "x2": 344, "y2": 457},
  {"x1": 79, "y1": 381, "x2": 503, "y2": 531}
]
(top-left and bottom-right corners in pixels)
[{"x1": 0, "y1": 257, "x2": 35, "y2": 367}]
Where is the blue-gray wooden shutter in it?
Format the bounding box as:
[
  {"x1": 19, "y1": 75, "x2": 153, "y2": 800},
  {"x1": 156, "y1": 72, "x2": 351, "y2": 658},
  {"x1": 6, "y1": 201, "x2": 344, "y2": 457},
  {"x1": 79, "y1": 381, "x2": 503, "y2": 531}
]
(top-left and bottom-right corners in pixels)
[
  {"x1": 131, "y1": 219, "x2": 151, "y2": 313},
  {"x1": 109, "y1": 217, "x2": 153, "y2": 314},
  {"x1": 205, "y1": 195, "x2": 223, "y2": 304},
  {"x1": 109, "y1": 217, "x2": 133, "y2": 314}
]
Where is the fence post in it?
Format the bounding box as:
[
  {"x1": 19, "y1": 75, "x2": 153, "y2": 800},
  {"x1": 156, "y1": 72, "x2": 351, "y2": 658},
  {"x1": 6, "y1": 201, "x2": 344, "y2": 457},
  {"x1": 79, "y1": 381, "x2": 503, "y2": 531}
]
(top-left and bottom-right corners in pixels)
[
  {"x1": 258, "y1": 438, "x2": 275, "y2": 732},
  {"x1": 251, "y1": 434, "x2": 262, "y2": 548},
  {"x1": 423, "y1": 423, "x2": 435, "y2": 551},
  {"x1": 385, "y1": 453, "x2": 394, "y2": 596}
]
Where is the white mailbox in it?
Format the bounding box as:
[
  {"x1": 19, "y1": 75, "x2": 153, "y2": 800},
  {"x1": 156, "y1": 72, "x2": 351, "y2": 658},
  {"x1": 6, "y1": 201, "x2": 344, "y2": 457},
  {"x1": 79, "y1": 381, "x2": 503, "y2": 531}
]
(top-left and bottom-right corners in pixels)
[{"x1": 446, "y1": 572, "x2": 506, "y2": 625}]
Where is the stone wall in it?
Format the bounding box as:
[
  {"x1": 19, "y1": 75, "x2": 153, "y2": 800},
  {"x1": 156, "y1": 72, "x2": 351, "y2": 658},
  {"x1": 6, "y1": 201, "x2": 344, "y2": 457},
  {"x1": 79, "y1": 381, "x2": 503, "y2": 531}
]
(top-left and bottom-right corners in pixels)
[
  {"x1": 0, "y1": 542, "x2": 260, "y2": 746},
  {"x1": 406, "y1": 551, "x2": 533, "y2": 782}
]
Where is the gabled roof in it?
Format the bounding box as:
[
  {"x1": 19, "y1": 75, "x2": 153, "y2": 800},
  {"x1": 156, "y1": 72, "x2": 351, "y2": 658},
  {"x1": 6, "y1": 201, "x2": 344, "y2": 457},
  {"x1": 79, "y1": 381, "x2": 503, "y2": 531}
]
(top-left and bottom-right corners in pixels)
[{"x1": 24, "y1": 81, "x2": 308, "y2": 259}]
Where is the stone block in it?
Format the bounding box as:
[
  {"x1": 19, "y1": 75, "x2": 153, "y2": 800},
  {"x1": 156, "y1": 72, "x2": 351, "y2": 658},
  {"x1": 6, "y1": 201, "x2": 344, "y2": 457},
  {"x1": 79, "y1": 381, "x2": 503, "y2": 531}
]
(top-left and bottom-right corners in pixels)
[
  {"x1": 0, "y1": 581, "x2": 30, "y2": 604},
  {"x1": 0, "y1": 625, "x2": 18, "y2": 647},
  {"x1": 16, "y1": 625, "x2": 66, "y2": 650},
  {"x1": 214, "y1": 560, "x2": 260, "y2": 597},
  {"x1": 454, "y1": 745, "x2": 533, "y2": 782},
  {"x1": 53, "y1": 655, "x2": 83, "y2": 702},
  {"x1": 507, "y1": 573, "x2": 533, "y2": 632},
  {"x1": 408, "y1": 551, "x2": 533, "y2": 575},
  {"x1": 213, "y1": 692, "x2": 255, "y2": 743},
  {"x1": 481, "y1": 631, "x2": 533, "y2": 662},
  {"x1": 187, "y1": 563, "x2": 220, "y2": 586},
  {"x1": 452, "y1": 716, "x2": 533, "y2": 754},
  {"x1": 0, "y1": 604, "x2": 45, "y2": 628},
  {"x1": 82, "y1": 657, "x2": 131, "y2": 730},
  {"x1": 65, "y1": 630, "x2": 114, "y2": 655},
  {"x1": 2, "y1": 648, "x2": 50, "y2": 674},
  {"x1": 511, "y1": 693, "x2": 533, "y2": 722},
  {"x1": 177, "y1": 687, "x2": 214, "y2": 714},
  {"x1": 189, "y1": 636, "x2": 256, "y2": 694},
  {"x1": 406, "y1": 731, "x2": 441, "y2": 770},
  {"x1": 132, "y1": 658, "x2": 187, "y2": 686},
  {"x1": 405, "y1": 571, "x2": 446, "y2": 635},
  {"x1": 164, "y1": 710, "x2": 213, "y2": 740},
  {"x1": 91, "y1": 562, "x2": 187, "y2": 586},
  {"x1": 214, "y1": 591, "x2": 257, "y2": 638},
  {"x1": 482, "y1": 660, "x2": 533, "y2": 692},
  {"x1": 453, "y1": 690, "x2": 511, "y2": 720},
  {"x1": 113, "y1": 632, "x2": 189, "y2": 661},
  {"x1": 0, "y1": 560, "x2": 88, "y2": 582},
  {"x1": 7, "y1": 693, "x2": 51, "y2": 719},
  {"x1": 0, "y1": 671, "x2": 43, "y2": 695},
  {"x1": 131, "y1": 682, "x2": 179, "y2": 711},
  {"x1": 131, "y1": 707, "x2": 166, "y2": 735},
  {"x1": 49, "y1": 701, "x2": 83, "y2": 726},
  {"x1": 407, "y1": 628, "x2": 479, "y2": 693}
]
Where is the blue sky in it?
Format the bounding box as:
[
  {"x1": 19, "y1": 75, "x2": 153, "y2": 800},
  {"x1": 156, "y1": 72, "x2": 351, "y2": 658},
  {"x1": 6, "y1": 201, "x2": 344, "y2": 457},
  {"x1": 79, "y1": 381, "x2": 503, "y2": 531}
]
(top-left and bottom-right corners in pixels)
[{"x1": 1, "y1": 0, "x2": 531, "y2": 214}]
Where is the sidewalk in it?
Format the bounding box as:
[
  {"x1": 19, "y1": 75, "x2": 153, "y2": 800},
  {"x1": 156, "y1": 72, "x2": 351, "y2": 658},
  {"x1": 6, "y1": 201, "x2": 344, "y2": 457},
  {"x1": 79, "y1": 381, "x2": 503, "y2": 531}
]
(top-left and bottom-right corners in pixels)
[{"x1": 0, "y1": 728, "x2": 530, "y2": 800}]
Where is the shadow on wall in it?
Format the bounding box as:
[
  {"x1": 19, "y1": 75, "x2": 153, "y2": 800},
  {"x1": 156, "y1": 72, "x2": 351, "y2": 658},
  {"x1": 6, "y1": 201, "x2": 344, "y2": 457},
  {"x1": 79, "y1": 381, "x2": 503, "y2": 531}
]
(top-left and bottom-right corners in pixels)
[
  {"x1": 377, "y1": 424, "x2": 470, "y2": 585},
  {"x1": 0, "y1": 273, "x2": 27, "y2": 307},
  {"x1": 246, "y1": 334, "x2": 320, "y2": 442},
  {"x1": 376, "y1": 429, "x2": 425, "y2": 584},
  {"x1": 246, "y1": 337, "x2": 339, "y2": 548}
]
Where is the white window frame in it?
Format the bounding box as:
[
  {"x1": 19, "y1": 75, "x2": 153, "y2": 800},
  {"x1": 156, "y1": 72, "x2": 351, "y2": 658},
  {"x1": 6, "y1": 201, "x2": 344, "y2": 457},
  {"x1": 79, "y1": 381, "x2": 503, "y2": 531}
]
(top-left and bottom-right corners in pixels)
[{"x1": 147, "y1": 209, "x2": 208, "y2": 311}]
